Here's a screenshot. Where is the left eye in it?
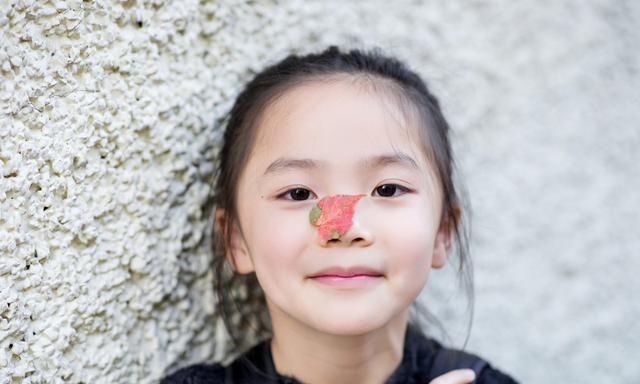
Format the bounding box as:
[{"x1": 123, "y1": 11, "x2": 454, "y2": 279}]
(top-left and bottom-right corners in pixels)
[
  {"x1": 279, "y1": 187, "x2": 316, "y2": 201},
  {"x1": 373, "y1": 184, "x2": 409, "y2": 197}
]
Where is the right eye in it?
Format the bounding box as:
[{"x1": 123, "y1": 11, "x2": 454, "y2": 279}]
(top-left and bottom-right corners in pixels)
[{"x1": 278, "y1": 187, "x2": 316, "y2": 201}]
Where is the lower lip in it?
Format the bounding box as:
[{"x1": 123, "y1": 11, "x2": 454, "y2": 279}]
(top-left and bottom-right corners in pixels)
[{"x1": 310, "y1": 274, "x2": 383, "y2": 288}]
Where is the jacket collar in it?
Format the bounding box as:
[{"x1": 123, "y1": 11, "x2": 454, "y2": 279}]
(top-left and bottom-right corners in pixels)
[{"x1": 226, "y1": 324, "x2": 439, "y2": 384}]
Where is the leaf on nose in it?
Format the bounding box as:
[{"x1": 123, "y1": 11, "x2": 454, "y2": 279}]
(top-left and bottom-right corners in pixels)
[
  {"x1": 309, "y1": 205, "x2": 322, "y2": 225},
  {"x1": 309, "y1": 194, "x2": 365, "y2": 241}
]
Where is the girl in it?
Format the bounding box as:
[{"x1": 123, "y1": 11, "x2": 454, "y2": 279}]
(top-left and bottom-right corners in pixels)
[{"x1": 163, "y1": 46, "x2": 518, "y2": 384}]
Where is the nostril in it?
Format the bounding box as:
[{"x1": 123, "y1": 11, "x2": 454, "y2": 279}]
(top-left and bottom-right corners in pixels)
[{"x1": 325, "y1": 236, "x2": 367, "y2": 245}]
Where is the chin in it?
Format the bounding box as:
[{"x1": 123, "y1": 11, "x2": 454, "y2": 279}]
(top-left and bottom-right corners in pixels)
[{"x1": 308, "y1": 309, "x2": 392, "y2": 337}]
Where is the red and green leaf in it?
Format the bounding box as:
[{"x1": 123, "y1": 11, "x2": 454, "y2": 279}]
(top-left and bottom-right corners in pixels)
[{"x1": 309, "y1": 194, "x2": 365, "y2": 241}]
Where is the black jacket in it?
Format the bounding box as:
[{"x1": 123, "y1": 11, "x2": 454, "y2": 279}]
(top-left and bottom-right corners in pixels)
[{"x1": 162, "y1": 326, "x2": 518, "y2": 383}]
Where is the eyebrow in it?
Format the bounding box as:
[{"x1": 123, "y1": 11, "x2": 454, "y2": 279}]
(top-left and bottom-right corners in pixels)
[{"x1": 262, "y1": 153, "x2": 419, "y2": 176}]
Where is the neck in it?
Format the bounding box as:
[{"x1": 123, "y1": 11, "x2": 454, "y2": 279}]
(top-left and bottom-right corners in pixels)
[{"x1": 268, "y1": 302, "x2": 409, "y2": 384}]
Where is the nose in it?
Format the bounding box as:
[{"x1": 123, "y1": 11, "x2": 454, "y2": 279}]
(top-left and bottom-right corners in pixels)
[
  {"x1": 323, "y1": 217, "x2": 374, "y2": 247},
  {"x1": 310, "y1": 194, "x2": 373, "y2": 247}
]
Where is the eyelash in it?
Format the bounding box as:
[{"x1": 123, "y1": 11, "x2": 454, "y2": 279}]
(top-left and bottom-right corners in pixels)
[{"x1": 277, "y1": 183, "x2": 411, "y2": 201}]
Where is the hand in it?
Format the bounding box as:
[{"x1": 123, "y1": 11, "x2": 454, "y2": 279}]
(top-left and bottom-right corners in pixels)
[{"x1": 429, "y1": 369, "x2": 476, "y2": 384}]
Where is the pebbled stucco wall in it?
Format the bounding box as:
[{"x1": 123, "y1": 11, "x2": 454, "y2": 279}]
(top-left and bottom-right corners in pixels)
[{"x1": 1, "y1": 0, "x2": 638, "y2": 383}]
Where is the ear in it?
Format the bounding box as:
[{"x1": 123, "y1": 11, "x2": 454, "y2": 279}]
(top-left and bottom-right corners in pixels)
[
  {"x1": 431, "y1": 204, "x2": 461, "y2": 269},
  {"x1": 215, "y1": 208, "x2": 255, "y2": 274}
]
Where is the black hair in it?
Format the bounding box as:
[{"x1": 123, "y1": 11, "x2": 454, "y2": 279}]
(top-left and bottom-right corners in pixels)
[{"x1": 211, "y1": 45, "x2": 473, "y2": 362}]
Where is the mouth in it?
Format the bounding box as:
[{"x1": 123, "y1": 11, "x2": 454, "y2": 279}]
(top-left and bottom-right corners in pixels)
[
  {"x1": 308, "y1": 266, "x2": 384, "y2": 279},
  {"x1": 308, "y1": 266, "x2": 384, "y2": 288}
]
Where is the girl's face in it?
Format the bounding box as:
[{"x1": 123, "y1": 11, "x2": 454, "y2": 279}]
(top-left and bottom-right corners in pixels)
[{"x1": 225, "y1": 78, "x2": 451, "y2": 336}]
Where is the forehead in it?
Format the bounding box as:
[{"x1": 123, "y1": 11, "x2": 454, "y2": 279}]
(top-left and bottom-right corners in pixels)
[{"x1": 250, "y1": 77, "x2": 428, "y2": 170}]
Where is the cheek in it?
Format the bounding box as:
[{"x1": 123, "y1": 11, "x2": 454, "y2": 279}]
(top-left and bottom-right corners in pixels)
[
  {"x1": 390, "y1": 226, "x2": 434, "y2": 274},
  {"x1": 381, "y1": 201, "x2": 438, "y2": 288},
  {"x1": 245, "y1": 204, "x2": 311, "y2": 276}
]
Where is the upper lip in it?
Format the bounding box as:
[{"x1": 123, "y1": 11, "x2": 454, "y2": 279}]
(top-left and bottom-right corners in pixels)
[{"x1": 309, "y1": 266, "x2": 384, "y2": 278}]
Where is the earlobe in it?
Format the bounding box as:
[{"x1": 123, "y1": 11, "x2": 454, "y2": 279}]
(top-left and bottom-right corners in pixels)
[
  {"x1": 431, "y1": 232, "x2": 447, "y2": 269},
  {"x1": 432, "y1": 204, "x2": 461, "y2": 269},
  {"x1": 215, "y1": 208, "x2": 255, "y2": 274},
  {"x1": 431, "y1": 225, "x2": 454, "y2": 269}
]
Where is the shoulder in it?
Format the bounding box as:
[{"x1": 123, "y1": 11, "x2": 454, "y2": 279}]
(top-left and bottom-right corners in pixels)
[
  {"x1": 161, "y1": 340, "x2": 279, "y2": 384},
  {"x1": 427, "y1": 341, "x2": 519, "y2": 383},
  {"x1": 161, "y1": 363, "x2": 226, "y2": 384},
  {"x1": 475, "y1": 364, "x2": 520, "y2": 384},
  {"x1": 405, "y1": 327, "x2": 519, "y2": 383}
]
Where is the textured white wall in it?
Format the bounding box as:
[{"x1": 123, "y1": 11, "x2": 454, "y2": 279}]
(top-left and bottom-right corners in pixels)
[{"x1": 1, "y1": 0, "x2": 638, "y2": 383}]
